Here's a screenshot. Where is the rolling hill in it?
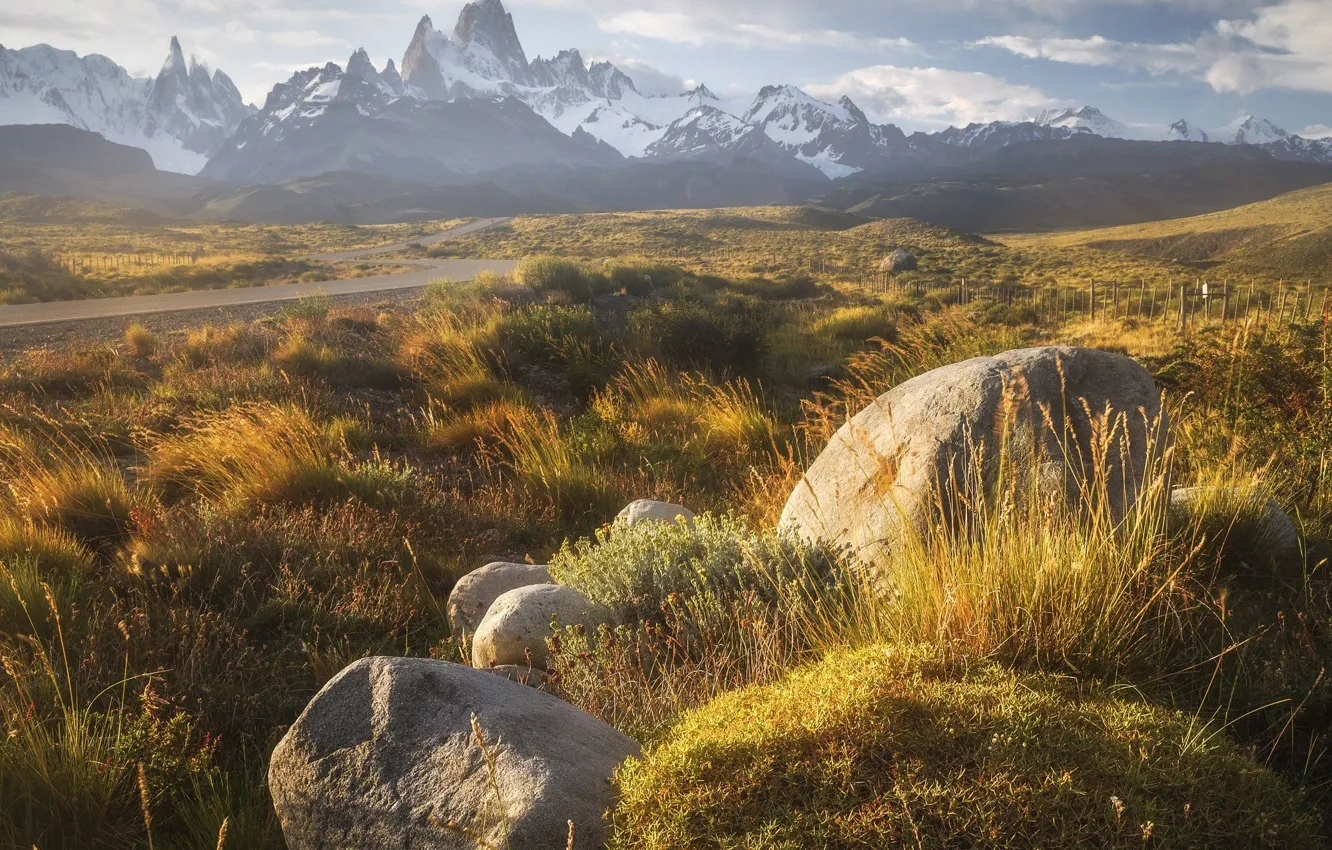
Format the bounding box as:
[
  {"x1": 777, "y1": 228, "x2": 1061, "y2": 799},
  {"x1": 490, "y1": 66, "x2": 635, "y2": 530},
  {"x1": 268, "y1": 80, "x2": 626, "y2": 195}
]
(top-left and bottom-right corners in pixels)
[{"x1": 1011, "y1": 181, "x2": 1332, "y2": 280}]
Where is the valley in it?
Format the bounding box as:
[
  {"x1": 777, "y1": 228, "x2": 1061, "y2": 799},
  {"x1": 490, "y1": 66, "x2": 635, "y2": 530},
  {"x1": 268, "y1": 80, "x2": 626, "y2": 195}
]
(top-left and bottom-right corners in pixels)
[{"x1": 3, "y1": 1, "x2": 1332, "y2": 848}]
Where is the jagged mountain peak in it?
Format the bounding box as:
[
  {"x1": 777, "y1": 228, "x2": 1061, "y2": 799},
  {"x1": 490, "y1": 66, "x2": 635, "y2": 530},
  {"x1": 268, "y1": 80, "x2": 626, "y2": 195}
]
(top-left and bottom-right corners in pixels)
[
  {"x1": 453, "y1": 0, "x2": 528, "y2": 77},
  {"x1": 1167, "y1": 118, "x2": 1208, "y2": 143},
  {"x1": 839, "y1": 96, "x2": 870, "y2": 125},
  {"x1": 0, "y1": 37, "x2": 251, "y2": 173},
  {"x1": 1216, "y1": 114, "x2": 1288, "y2": 145}
]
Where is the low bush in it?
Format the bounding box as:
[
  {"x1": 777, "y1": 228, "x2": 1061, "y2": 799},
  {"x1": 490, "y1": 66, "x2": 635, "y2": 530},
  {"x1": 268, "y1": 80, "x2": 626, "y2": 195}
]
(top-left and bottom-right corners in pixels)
[
  {"x1": 514, "y1": 256, "x2": 604, "y2": 302},
  {"x1": 814, "y1": 305, "x2": 900, "y2": 342},
  {"x1": 606, "y1": 259, "x2": 686, "y2": 296},
  {"x1": 123, "y1": 323, "x2": 159, "y2": 357},
  {"x1": 145, "y1": 403, "x2": 409, "y2": 510},
  {"x1": 610, "y1": 645, "x2": 1325, "y2": 849},
  {"x1": 629, "y1": 296, "x2": 768, "y2": 374}
]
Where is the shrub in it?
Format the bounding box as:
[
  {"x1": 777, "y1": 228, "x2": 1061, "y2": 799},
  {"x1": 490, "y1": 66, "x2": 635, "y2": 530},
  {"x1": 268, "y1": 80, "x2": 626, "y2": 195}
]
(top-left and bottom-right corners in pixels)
[
  {"x1": 606, "y1": 259, "x2": 685, "y2": 296},
  {"x1": 514, "y1": 256, "x2": 600, "y2": 302},
  {"x1": 179, "y1": 324, "x2": 268, "y2": 368},
  {"x1": 610, "y1": 645, "x2": 1325, "y2": 849},
  {"x1": 814, "y1": 305, "x2": 900, "y2": 342},
  {"x1": 123, "y1": 323, "x2": 159, "y2": 357},
  {"x1": 629, "y1": 296, "x2": 768, "y2": 374},
  {"x1": 549, "y1": 516, "x2": 845, "y2": 738},
  {"x1": 0, "y1": 518, "x2": 93, "y2": 577},
  {"x1": 6, "y1": 458, "x2": 144, "y2": 557},
  {"x1": 497, "y1": 406, "x2": 623, "y2": 526},
  {"x1": 145, "y1": 403, "x2": 409, "y2": 510},
  {"x1": 496, "y1": 305, "x2": 599, "y2": 364},
  {"x1": 550, "y1": 514, "x2": 837, "y2": 626}
]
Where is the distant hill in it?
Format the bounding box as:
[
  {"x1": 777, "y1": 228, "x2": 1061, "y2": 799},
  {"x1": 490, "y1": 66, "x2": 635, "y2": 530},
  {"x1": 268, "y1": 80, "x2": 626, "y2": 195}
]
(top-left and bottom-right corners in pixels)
[
  {"x1": 1016, "y1": 181, "x2": 1332, "y2": 279},
  {"x1": 814, "y1": 139, "x2": 1332, "y2": 233}
]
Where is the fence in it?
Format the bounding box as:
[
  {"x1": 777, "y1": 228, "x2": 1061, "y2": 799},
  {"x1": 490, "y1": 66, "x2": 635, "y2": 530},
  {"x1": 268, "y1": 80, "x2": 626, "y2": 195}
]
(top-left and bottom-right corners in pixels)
[
  {"x1": 863, "y1": 276, "x2": 1331, "y2": 330},
  {"x1": 49, "y1": 252, "x2": 204, "y2": 274}
]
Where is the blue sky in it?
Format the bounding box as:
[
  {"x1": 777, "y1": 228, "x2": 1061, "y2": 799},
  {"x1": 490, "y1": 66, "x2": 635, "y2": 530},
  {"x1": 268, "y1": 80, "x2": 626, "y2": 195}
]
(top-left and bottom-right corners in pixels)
[{"x1": 4, "y1": 0, "x2": 1331, "y2": 136}]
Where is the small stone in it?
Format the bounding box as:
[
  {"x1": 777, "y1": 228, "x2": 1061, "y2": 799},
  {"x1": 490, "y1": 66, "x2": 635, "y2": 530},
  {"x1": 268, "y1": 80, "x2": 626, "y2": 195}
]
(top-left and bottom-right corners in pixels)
[
  {"x1": 472, "y1": 584, "x2": 615, "y2": 671},
  {"x1": 616, "y1": 500, "x2": 696, "y2": 528},
  {"x1": 447, "y1": 562, "x2": 552, "y2": 639}
]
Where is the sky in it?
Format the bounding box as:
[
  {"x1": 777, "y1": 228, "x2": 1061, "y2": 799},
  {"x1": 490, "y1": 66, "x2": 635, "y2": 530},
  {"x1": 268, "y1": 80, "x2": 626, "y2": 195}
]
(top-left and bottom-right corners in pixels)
[{"x1": 3, "y1": 0, "x2": 1332, "y2": 136}]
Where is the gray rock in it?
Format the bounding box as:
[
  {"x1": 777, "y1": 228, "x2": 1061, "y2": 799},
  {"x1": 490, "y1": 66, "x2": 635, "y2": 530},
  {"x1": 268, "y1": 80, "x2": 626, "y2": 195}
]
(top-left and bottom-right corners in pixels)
[
  {"x1": 447, "y1": 562, "x2": 552, "y2": 639},
  {"x1": 472, "y1": 584, "x2": 615, "y2": 672},
  {"x1": 488, "y1": 664, "x2": 552, "y2": 691},
  {"x1": 1170, "y1": 486, "x2": 1301, "y2": 558},
  {"x1": 782, "y1": 346, "x2": 1165, "y2": 564},
  {"x1": 269, "y1": 657, "x2": 640, "y2": 850},
  {"x1": 880, "y1": 249, "x2": 917, "y2": 273},
  {"x1": 616, "y1": 499, "x2": 696, "y2": 528}
]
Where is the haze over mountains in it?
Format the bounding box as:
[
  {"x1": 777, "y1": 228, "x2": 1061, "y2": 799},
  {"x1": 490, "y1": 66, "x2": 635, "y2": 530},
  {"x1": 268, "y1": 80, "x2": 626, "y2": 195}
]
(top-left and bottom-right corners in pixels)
[{"x1": 1, "y1": 0, "x2": 1331, "y2": 231}]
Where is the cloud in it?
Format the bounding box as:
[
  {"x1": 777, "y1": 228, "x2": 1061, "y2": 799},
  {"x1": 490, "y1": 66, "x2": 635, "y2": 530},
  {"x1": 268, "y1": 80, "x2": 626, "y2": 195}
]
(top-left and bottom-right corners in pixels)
[
  {"x1": 1301, "y1": 124, "x2": 1332, "y2": 138},
  {"x1": 806, "y1": 64, "x2": 1068, "y2": 130},
  {"x1": 597, "y1": 10, "x2": 914, "y2": 52},
  {"x1": 975, "y1": 35, "x2": 1198, "y2": 74},
  {"x1": 974, "y1": 0, "x2": 1332, "y2": 94},
  {"x1": 588, "y1": 54, "x2": 692, "y2": 96}
]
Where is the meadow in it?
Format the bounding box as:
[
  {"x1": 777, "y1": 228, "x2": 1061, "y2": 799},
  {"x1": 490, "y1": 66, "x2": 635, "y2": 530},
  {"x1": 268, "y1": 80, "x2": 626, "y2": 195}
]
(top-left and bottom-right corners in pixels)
[
  {"x1": 0, "y1": 201, "x2": 1330, "y2": 848},
  {"x1": 0, "y1": 195, "x2": 463, "y2": 304}
]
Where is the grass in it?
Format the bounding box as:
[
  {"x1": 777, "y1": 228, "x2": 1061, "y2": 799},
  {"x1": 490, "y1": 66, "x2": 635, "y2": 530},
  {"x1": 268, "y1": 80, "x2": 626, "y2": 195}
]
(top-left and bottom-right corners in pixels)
[
  {"x1": 1, "y1": 203, "x2": 1330, "y2": 847},
  {"x1": 1005, "y1": 182, "x2": 1332, "y2": 282},
  {"x1": 610, "y1": 645, "x2": 1325, "y2": 849}
]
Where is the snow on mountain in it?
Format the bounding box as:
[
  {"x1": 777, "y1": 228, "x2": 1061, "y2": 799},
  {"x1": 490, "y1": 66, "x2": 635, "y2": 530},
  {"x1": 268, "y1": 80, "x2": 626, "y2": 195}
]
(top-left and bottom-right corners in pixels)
[
  {"x1": 0, "y1": 38, "x2": 251, "y2": 174},
  {"x1": 926, "y1": 120, "x2": 1076, "y2": 150},
  {"x1": 1166, "y1": 119, "x2": 1209, "y2": 143},
  {"x1": 643, "y1": 103, "x2": 823, "y2": 180},
  {"x1": 1214, "y1": 115, "x2": 1288, "y2": 146},
  {"x1": 1033, "y1": 106, "x2": 1132, "y2": 139}
]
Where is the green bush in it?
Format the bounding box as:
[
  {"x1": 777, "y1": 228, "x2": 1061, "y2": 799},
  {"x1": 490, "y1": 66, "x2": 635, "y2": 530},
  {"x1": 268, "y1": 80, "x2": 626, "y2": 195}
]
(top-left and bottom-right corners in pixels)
[
  {"x1": 515, "y1": 256, "x2": 605, "y2": 302},
  {"x1": 611, "y1": 645, "x2": 1326, "y2": 850},
  {"x1": 550, "y1": 514, "x2": 838, "y2": 624},
  {"x1": 607, "y1": 259, "x2": 686, "y2": 296},
  {"x1": 629, "y1": 296, "x2": 768, "y2": 374}
]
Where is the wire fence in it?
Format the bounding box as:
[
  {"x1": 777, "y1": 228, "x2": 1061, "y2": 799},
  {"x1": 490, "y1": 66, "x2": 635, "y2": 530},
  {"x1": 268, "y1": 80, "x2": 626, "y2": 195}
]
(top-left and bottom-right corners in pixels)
[{"x1": 861, "y1": 276, "x2": 1331, "y2": 330}]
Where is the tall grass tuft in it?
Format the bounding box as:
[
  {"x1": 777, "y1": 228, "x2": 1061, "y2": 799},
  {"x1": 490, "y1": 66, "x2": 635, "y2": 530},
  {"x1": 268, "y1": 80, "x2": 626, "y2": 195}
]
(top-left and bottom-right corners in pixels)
[{"x1": 145, "y1": 403, "x2": 407, "y2": 510}]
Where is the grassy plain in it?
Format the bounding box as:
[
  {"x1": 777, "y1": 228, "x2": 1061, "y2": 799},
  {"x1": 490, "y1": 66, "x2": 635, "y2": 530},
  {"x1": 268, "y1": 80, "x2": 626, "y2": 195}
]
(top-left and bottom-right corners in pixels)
[
  {"x1": 0, "y1": 195, "x2": 465, "y2": 303},
  {"x1": 1, "y1": 198, "x2": 1330, "y2": 848},
  {"x1": 1008, "y1": 181, "x2": 1332, "y2": 282}
]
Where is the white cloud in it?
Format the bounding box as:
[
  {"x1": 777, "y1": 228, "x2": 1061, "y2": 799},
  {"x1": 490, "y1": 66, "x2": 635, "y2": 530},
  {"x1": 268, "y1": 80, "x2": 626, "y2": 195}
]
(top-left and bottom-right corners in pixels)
[
  {"x1": 975, "y1": 35, "x2": 1198, "y2": 74},
  {"x1": 1300, "y1": 123, "x2": 1332, "y2": 139},
  {"x1": 806, "y1": 64, "x2": 1068, "y2": 130},
  {"x1": 587, "y1": 54, "x2": 692, "y2": 96},
  {"x1": 975, "y1": 0, "x2": 1332, "y2": 95},
  {"x1": 597, "y1": 10, "x2": 913, "y2": 52}
]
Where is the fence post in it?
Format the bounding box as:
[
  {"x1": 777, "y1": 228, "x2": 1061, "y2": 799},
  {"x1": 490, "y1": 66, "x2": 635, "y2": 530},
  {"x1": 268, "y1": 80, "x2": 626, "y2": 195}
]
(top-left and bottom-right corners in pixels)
[
  {"x1": 1178, "y1": 284, "x2": 1187, "y2": 333},
  {"x1": 1090, "y1": 280, "x2": 1097, "y2": 321}
]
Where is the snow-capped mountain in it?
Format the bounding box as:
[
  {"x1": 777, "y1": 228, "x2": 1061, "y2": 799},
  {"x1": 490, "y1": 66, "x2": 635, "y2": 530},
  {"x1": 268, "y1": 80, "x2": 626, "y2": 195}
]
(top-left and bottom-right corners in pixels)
[
  {"x1": 1166, "y1": 119, "x2": 1209, "y2": 143},
  {"x1": 1215, "y1": 115, "x2": 1287, "y2": 146},
  {"x1": 922, "y1": 121, "x2": 1077, "y2": 151},
  {"x1": 0, "y1": 37, "x2": 251, "y2": 174},
  {"x1": 1210, "y1": 115, "x2": 1332, "y2": 164},
  {"x1": 740, "y1": 85, "x2": 908, "y2": 178},
  {"x1": 1034, "y1": 106, "x2": 1132, "y2": 139}
]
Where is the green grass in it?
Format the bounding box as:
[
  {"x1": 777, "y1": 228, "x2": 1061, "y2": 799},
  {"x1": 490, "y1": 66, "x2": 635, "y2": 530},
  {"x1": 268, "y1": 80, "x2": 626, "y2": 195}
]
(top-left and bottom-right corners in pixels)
[
  {"x1": 1, "y1": 204, "x2": 1331, "y2": 847},
  {"x1": 611, "y1": 645, "x2": 1324, "y2": 849},
  {"x1": 1007, "y1": 181, "x2": 1332, "y2": 282}
]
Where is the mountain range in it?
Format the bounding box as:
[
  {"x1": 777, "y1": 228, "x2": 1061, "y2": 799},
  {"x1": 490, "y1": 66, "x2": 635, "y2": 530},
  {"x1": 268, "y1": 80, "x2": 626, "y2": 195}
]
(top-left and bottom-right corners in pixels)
[
  {"x1": 0, "y1": 37, "x2": 253, "y2": 174},
  {"x1": 5, "y1": 0, "x2": 1331, "y2": 187}
]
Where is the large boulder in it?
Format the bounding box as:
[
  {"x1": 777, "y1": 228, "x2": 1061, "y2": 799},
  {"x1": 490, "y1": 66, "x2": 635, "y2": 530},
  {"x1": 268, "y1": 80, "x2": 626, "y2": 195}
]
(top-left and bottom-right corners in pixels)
[
  {"x1": 269, "y1": 657, "x2": 640, "y2": 850},
  {"x1": 880, "y1": 249, "x2": 917, "y2": 273},
  {"x1": 616, "y1": 499, "x2": 696, "y2": 528},
  {"x1": 447, "y1": 562, "x2": 552, "y2": 639},
  {"x1": 472, "y1": 584, "x2": 615, "y2": 671},
  {"x1": 781, "y1": 346, "x2": 1165, "y2": 564}
]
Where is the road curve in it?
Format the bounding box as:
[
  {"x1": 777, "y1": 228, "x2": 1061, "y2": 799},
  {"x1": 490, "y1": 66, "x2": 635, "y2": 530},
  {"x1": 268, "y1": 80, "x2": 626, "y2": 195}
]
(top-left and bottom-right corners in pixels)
[{"x1": 0, "y1": 217, "x2": 516, "y2": 329}]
